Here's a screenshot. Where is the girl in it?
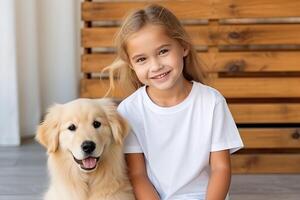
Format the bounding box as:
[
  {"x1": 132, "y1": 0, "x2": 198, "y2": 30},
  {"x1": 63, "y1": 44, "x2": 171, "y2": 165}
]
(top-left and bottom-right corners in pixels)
[{"x1": 106, "y1": 4, "x2": 243, "y2": 200}]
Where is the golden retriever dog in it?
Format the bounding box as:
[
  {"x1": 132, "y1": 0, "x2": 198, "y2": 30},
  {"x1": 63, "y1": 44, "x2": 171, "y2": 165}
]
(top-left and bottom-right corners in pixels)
[{"x1": 36, "y1": 98, "x2": 135, "y2": 200}]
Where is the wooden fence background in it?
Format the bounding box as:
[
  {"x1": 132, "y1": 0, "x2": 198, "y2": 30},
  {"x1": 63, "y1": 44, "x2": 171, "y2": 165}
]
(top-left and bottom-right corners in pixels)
[{"x1": 80, "y1": 0, "x2": 300, "y2": 173}]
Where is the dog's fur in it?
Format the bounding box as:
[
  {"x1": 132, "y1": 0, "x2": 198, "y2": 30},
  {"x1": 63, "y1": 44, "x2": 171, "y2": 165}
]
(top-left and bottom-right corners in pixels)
[{"x1": 36, "y1": 98, "x2": 135, "y2": 200}]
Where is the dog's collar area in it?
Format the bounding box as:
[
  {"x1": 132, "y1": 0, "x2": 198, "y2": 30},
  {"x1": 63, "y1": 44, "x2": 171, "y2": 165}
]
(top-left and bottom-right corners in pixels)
[{"x1": 73, "y1": 155, "x2": 100, "y2": 171}]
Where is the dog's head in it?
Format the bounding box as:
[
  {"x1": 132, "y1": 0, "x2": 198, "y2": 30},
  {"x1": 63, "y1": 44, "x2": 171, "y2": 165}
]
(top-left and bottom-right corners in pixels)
[{"x1": 36, "y1": 98, "x2": 129, "y2": 173}]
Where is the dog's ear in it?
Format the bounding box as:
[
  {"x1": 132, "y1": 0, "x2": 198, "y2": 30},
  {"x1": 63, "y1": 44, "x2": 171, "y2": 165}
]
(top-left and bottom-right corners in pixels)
[
  {"x1": 36, "y1": 104, "x2": 62, "y2": 153},
  {"x1": 98, "y1": 98, "x2": 130, "y2": 145},
  {"x1": 109, "y1": 112, "x2": 130, "y2": 145}
]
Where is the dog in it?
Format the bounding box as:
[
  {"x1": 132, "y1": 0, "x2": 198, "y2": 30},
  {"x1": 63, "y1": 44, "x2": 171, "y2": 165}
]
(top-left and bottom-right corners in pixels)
[{"x1": 36, "y1": 98, "x2": 135, "y2": 200}]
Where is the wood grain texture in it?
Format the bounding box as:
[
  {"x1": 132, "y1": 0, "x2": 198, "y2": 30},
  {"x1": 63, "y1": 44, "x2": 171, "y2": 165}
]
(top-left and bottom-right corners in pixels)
[
  {"x1": 231, "y1": 154, "x2": 300, "y2": 173},
  {"x1": 82, "y1": 0, "x2": 300, "y2": 21},
  {"x1": 200, "y1": 51, "x2": 300, "y2": 72},
  {"x1": 206, "y1": 77, "x2": 300, "y2": 98},
  {"x1": 229, "y1": 103, "x2": 300, "y2": 123},
  {"x1": 239, "y1": 128, "x2": 300, "y2": 149}
]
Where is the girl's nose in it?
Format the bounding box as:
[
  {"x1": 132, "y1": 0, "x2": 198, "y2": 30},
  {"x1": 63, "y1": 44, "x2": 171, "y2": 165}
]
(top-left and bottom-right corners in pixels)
[{"x1": 150, "y1": 58, "x2": 163, "y2": 72}]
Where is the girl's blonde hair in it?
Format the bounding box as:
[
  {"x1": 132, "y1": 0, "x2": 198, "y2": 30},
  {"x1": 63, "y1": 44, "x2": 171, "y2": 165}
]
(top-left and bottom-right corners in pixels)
[{"x1": 104, "y1": 4, "x2": 206, "y2": 97}]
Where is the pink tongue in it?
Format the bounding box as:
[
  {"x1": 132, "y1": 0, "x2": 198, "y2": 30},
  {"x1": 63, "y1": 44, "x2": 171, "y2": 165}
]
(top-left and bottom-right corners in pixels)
[{"x1": 82, "y1": 157, "x2": 97, "y2": 169}]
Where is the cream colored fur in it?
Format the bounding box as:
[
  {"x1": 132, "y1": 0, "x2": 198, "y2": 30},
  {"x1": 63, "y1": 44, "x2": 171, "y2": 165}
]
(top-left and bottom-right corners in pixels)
[{"x1": 36, "y1": 98, "x2": 135, "y2": 200}]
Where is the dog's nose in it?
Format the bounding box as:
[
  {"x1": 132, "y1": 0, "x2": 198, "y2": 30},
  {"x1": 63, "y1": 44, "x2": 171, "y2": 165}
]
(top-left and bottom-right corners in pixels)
[{"x1": 81, "y1": 141, "x2": 96, "y2": 154}]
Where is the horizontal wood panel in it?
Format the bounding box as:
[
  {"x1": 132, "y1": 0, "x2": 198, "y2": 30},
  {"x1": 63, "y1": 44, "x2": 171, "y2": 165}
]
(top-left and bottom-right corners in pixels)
[
  {"x1": 82, "y1": 24, "x2": 300, "y2": 47},
  {"x1": 82, "y1": 27, "x2": 117, "y2": 48},
  {"x1": 240, "y1": 128, "x2": 300, "y2": 149},
  {"x1": 81, "y1": 54, "x2": 116, "y2": 72},
  {"x1": 210, "y1": 24, "x2": 300, "y2": 45},
  {"x1": 231, "y1": 154, "x2": 300, "y2": 173},
  {"x1": 201, "y1": 51, "x2": 300, "y2": 72},
  {"x1": 81, "y1": 78, "x2": 300, "y2": 99},
  {"x1": 82, "y1": 51, "x2": 300, "y2": 73},
  {"x1": 82, "y1": 1, "x2": 210, "y2": 21},
  {"x1": 82, "y1": 0, "x2": 300, "y2": 21},
  {"x1": 229, "y1": 104, "x2": 300, "y2": 124},
  {"x1": 206, "y1": 77, "x2": 300, "y2": 98},
  {"x1": 80, "y1": 79, "x2": 126, "y2": 99}
]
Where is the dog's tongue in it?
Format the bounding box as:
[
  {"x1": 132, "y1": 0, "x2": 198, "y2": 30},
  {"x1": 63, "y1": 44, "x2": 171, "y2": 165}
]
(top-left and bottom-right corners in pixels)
[{"x1": 82, "y1": 157, "x2": 97, "y2": 169}]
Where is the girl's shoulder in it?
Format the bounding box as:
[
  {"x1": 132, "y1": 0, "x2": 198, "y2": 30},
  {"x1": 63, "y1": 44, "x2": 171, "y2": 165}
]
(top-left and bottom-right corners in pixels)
[
  {"x1": 193, "y1": 81, "x2": 225, "y2": 105},
  {"x1": 117, "y1": 86, "x2": 144, "y2": 113}
]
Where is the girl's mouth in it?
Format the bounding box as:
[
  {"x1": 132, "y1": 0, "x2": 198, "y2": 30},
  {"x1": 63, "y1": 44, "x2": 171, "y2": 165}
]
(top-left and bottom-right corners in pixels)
[{"x1": 151, "y1": 71, "x2": 170, "y2": 79}]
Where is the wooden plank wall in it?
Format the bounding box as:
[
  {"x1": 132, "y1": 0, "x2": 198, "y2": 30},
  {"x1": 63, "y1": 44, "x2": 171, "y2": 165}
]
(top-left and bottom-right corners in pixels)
[{"x1": 80, "y1": 0, "x2": 300, "y2": 174}]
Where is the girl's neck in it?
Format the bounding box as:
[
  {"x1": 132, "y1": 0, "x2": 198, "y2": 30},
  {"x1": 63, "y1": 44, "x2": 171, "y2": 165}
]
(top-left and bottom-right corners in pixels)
[{"x1": 146, "y1": 78, "x2": 193, "y2": 107}]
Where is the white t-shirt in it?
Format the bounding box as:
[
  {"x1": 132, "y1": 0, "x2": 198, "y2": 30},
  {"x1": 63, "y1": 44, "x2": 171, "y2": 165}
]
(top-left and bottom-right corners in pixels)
[{"x1": 118, "y1": 81, "x2": 244, "y2": 200}]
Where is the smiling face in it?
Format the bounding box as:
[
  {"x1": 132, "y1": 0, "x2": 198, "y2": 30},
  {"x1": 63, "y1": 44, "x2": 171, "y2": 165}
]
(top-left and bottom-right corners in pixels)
[
  {"x1": 126, "y1": 24, "x2": 189, "y2": 93},
  {"x1": 36, "y1": 98, "x2": 129, "y2": 173},
  {"x1": 58, "y1": 100, "x2": 112, "y2": 172}
]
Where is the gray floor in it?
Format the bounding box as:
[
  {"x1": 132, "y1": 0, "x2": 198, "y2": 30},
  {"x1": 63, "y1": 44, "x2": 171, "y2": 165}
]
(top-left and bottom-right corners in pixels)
[{"x1": 1, "y1": 139, "x2": 300, "y2": 200}]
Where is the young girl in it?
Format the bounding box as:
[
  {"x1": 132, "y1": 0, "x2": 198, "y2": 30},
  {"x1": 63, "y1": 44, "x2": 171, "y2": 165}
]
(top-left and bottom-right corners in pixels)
[{"x1": 106, "y1": 4, "x2": 243, "y2": 200}]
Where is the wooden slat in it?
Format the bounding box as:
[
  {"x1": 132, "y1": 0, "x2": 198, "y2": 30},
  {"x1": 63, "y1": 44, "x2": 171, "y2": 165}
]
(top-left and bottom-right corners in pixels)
[
  {"x1": 81, "y1": 24, "x2": 300, "y2": 47},
  {"x1": 80, "y1": 79, "x2": 126, "y2": 99},
  {"x1": 209, "y1": 24, "x2": 300, "y2": 45},
  {"x1": 229, "y1": 104, "x2": 300, "y2": 124},
  {"x1": 82, "y1": 1, "x2": 212, "y2": 21},
  {"x1": 200, "y1": 51, "x2": 300, "y2": 72},
  {"x1": 232, "y1": 154, "x2": 300, "y2": 173},
  {"x1": 207, "y1": 77, "x2": 300, "y2": 98},
  {"x1": 81, "y1": 54, "x2": 116, "y2": 72},
  {"x1": 81, "y1": 51, "x2": 300, "y2": 73},
  {"x1": 214, "y1": 0, "x2": 300, "y2": 19},
  {"x1": 239, "y1": 128, "x2": 300, "y2": 149},
  {"x1": 81, "y1": 27, "x2": 117, "y2": 48},
  {"x1": 82, "y1": 0, "x2": 300, "y2": 21}
]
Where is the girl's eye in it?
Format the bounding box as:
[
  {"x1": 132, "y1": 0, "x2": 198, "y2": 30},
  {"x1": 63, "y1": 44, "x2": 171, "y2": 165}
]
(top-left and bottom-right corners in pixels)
[
  {"x1": 93, "y1": 120, "x2": 101, "y2": 129},
  {"x1": 68, "y1": 124, "x2": 76, "y2": 131},
  {"x1": 136, "y1": 57, "x2": 146, "y2": 63},
  {"x1": 159, "y1": 49, "x2": 169, "y2": 55}
]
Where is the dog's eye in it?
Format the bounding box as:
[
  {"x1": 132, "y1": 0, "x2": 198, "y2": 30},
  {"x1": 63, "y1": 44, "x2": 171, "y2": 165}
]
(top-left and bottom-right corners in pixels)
[
  {"x1": 68, "y1": 124, "x2": 77, "y2": 131},
  {"x1": 93, "y1": 121, "x2": 101, "y2": 129}
]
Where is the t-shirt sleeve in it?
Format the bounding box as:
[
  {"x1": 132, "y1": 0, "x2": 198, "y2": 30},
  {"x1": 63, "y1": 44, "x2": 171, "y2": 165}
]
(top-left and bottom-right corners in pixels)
[
  {"x1": 117, "y1": 102, "x2": 143, "y2": 154},
  {"x1": 211, "y1": 97, "x2": 244, "y2": 154},
  {"x1": 123, "y1": 129, "x2": 143, "y2": 153}
]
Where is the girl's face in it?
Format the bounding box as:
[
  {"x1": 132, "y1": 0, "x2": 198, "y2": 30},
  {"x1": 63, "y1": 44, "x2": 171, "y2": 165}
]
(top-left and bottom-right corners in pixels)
[{"x1": 126, "y1": 24, "x2": 189, "y2": 93}]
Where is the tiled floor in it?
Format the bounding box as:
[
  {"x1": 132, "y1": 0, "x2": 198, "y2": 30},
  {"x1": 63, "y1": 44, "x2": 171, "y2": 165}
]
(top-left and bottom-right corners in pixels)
[{"x1": 1, "y1": 139, "x2": 299, "y2": 200}]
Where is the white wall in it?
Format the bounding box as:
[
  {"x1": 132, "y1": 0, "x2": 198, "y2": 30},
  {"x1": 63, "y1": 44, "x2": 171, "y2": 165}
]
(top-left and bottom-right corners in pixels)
[
  {"x1": 0, "y1": 0, "x2": 81, "y2": 144},
  {"x1": 0, "y1": 0, "x2": 20, "y2": 145},
  {"x1": 15, "y1": 0, "x2": 41, "y2": 139},
  {"x1": 37, "y1": 0, "x2": 80, "y2": 114}
]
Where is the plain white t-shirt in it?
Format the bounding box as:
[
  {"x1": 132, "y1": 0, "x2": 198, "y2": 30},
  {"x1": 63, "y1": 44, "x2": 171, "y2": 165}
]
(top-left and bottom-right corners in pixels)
[{"x1": 118, "y1": 81, "x2": 244, "y2": 200}]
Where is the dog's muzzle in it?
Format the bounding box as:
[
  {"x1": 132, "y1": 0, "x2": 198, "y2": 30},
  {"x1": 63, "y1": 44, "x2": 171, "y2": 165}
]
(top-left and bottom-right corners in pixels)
[{"x1": 72, "y1": 140, "x2": 100, "y2": 171}]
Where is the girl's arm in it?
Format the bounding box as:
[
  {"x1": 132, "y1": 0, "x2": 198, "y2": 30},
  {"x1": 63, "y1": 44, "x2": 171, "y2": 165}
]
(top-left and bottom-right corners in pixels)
[
  {"x1": 206, "y1": 150, "x2": 231, "y2": 200},
  {"x1": 125, "y1": 153, "x2": 160, "y2": 200}
]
